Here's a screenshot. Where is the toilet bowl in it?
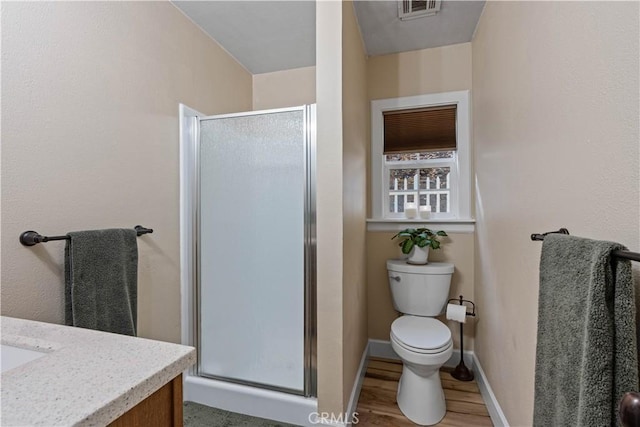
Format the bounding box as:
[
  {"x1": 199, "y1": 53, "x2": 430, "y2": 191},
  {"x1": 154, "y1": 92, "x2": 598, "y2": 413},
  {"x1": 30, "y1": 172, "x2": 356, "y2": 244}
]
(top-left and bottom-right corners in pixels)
[
  {"x1": 390, "y1": 316, "x2": 453, "y2": 425},
  {"x1": 387, "y1": 260, "x2": 455, "y2": 426}
]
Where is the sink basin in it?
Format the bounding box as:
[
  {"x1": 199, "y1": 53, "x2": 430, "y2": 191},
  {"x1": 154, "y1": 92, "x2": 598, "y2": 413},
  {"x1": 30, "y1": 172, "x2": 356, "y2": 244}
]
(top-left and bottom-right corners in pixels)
[{"x1": 1, "y1": 344, "x2": 46, "y2": 373}]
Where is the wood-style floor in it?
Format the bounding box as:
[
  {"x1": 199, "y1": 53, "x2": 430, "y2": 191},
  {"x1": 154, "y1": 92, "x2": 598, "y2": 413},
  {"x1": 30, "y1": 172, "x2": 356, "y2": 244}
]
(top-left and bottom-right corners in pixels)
[{"x1": 356, "y1": 358, "x2": 493, "y2": 426}]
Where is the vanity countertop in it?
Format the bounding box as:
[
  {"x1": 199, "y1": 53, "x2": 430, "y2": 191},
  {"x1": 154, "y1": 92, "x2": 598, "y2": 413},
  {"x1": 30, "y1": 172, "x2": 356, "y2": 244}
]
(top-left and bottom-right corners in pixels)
[{"x1": 1, "y1": 316, "x2": 196, "y2": 426}]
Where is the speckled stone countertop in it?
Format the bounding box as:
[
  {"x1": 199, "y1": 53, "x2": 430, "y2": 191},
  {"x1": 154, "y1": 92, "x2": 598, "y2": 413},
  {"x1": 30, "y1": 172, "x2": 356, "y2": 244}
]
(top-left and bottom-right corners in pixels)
[{"x1": 1, "y1": 316, "x2": 196, "y2": 426}]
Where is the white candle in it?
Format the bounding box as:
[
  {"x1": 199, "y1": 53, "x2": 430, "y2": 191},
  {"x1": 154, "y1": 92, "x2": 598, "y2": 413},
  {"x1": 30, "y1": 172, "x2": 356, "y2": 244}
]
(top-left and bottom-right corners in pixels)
[
  {"x1": 419, "y1": 205, "x2": 431, "y2": 219},
  {"x1": 404, "y1": 202, "x2": 418, "y2": 219}
]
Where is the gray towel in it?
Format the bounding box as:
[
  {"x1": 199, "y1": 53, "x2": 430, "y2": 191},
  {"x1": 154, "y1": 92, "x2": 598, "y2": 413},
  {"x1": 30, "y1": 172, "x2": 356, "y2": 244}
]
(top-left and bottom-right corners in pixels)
[
  {"x1": 534, "y1": 234, "x2": 638, "y2": 426},
  {"x1": 65, "y1": 229, "x2": 138, "y2": 336}
]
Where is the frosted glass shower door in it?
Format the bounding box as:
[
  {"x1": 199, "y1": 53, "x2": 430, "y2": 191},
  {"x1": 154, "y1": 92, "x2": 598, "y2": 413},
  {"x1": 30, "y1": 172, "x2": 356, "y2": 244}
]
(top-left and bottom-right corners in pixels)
[{"x1": 198, "y1": 107, "x2": 310, "y2": 393}]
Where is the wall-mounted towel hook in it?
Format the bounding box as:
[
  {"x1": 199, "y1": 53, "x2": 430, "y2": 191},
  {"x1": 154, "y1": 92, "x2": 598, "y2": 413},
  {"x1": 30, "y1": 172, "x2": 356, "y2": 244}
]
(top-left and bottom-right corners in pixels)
[{"x1": 19, "y1": 225, "x2": 153, "y2": 246}]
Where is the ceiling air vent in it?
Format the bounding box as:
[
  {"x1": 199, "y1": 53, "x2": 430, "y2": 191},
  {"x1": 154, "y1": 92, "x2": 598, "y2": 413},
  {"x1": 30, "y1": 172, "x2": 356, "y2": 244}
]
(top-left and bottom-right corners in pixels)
[{"x1": 398, "y1": 0, "x2": 441, "y2": 21}]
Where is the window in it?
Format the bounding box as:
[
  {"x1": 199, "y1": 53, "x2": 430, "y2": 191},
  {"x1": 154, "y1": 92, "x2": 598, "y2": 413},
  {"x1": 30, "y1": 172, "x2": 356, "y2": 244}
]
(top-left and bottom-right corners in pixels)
[
  {"x1": 385, "y1": 150, "x2": 456, "y2": 218},
  {"x1": 371, "y1": 91, "x2": 471, "y2": 222}
]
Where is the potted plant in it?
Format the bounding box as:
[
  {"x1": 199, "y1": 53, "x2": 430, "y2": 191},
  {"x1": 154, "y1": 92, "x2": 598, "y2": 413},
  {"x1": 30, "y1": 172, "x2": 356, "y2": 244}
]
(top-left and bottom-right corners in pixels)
[{"x1": 391, "y1": 227, "x2": 448, "y2": 265}]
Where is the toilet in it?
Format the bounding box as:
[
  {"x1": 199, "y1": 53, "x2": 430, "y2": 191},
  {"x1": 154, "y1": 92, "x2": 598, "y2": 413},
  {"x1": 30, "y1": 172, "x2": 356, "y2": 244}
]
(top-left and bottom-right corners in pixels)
[{"x1": 387, "y1": 259, "x2": 455, "y2": 426}]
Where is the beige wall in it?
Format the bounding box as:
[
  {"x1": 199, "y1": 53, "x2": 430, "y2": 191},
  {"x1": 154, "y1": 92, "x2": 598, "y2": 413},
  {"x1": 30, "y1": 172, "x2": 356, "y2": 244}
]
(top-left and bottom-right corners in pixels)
[
  {"x1": 341, "y1": 0, "x2": 369, "y2": 410},
  {"x1": 472, "y1": 2, "x2": 640, "y2": 425},
  {"x1": 252, "y1": 66, "x2": 316, "y2": 110},
  {"x1": 368, "y1": 42, "x2": 472, "y2": 101},
  {"x1": 1, "y1": 2, "x2": 252, "y2": 343},
  {"x1": 316, "y1": 0, "x2": 345, "y2": 414},
  {"x1": 366, "y1": 43, "x2": 475, "y2": 347}
]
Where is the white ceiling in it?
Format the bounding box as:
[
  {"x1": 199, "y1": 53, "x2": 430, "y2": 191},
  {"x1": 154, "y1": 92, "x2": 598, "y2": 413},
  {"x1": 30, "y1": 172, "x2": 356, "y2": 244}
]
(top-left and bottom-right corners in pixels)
[
  {"x1": 354, "y1": 1, "x2": 485, "y2": 56},
  {"x1": 172, "y1": 1, "x2": 485, "y2": 75},
  {"x1": 173, "y1": 1, "x2": 316, "y2": 74}
]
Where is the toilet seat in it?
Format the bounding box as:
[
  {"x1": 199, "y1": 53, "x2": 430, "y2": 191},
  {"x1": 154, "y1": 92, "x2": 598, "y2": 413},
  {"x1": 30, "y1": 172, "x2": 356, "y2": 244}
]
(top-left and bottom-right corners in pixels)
[
  {"x1": 392, "y1": 334, "x2": 453, "y2": 355},
  {"x1": 391, "y1": 316, "x2": 452, "y2": 354}
]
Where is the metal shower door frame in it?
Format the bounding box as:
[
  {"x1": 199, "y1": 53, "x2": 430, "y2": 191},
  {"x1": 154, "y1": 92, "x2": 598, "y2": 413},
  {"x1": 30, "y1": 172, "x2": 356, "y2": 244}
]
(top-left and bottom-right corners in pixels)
[{"x1": 192, "y1": 105, "x2": 317, "y2": 398}]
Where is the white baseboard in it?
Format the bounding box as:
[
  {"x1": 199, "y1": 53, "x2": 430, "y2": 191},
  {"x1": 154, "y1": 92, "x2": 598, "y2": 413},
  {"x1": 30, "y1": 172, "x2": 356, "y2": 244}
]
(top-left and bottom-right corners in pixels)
[
  {"x1": 444, "y1": 348, "x2": 474, "y2": 370},
  {"x1": 473, "y1": 354, "x2": 509, "y2": 427},
  {"x1": 368, "y1": 338, "x2": 401, "y2": 360},
  {"x1": 315, "y1": 342, "x2": 370, "y2": 427},
  {"x1": 345, "y1": 342, "x2": 369, "y2": 427},
  {"x1": 366, "y1": 339, "x2": 508, "y2": 427}
]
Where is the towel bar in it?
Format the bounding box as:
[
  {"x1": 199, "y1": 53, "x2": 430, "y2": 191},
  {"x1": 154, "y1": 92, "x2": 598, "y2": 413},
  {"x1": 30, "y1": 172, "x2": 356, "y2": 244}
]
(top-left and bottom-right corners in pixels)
[
  {"x1": 533, "y1": 227, "x2": 640, "y2": 422},
  {"x1": 531, "y1": 228, "x2": 640, "y2": 262},
  {"x1": 19, "y1": 225, "x2": 153, "y2": 246}
]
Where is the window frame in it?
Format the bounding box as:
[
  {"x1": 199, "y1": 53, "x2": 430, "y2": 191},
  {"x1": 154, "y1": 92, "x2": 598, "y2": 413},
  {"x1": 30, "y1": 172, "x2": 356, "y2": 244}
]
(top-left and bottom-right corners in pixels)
[
  {"x1": 371, "y1": 90, "x2": 472, "y2": 222},
  {"x1": 384, "y1": 154, "x2": 457, "y2": 219}
]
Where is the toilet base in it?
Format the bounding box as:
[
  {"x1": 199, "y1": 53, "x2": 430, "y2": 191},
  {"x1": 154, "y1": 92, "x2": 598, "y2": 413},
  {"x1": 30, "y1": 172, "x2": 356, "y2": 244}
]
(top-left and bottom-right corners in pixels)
[{"x1": 396, "y1": 364, "x2": 447, "y2": 426}]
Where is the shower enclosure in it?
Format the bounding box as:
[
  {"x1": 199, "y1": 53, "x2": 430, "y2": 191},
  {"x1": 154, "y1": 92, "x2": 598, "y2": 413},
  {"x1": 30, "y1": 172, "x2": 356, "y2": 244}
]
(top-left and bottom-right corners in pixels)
[{"x1": 179, "y1": 104, "x2": 317, "y2": 423}]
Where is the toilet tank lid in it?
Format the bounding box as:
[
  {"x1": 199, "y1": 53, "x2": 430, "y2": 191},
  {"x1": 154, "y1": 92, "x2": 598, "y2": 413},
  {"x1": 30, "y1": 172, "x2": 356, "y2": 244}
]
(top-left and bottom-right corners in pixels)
[{"x1": 387, "y1": 260, "x2": 454, "y2": 274}]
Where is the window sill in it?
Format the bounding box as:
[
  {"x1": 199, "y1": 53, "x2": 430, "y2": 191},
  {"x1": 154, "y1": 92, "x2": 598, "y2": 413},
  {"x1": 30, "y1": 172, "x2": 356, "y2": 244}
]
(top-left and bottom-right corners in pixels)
[{"x1": 366, "y1": 218, "x2": 475, "y2": 233}]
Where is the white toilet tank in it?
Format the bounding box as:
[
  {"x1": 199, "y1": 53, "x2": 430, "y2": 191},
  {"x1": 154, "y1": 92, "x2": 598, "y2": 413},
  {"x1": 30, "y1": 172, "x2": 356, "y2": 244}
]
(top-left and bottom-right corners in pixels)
[{"x1": 387, "y1": 260, "x2": 454, "y2": 316}]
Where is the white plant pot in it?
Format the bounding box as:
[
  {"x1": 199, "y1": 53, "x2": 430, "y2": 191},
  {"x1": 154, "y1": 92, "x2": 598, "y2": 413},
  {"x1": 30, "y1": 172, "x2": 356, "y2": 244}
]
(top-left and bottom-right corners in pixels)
[{"x1": 407, "y1": 245, "x2": 430, "y2": 265}]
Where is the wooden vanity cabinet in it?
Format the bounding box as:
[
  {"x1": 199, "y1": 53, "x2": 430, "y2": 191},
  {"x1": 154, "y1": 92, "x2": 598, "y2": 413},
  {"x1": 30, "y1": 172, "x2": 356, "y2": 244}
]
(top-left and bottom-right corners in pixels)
[{"x1": 109, "y1": 374, "x2": 183, "y2": 427}]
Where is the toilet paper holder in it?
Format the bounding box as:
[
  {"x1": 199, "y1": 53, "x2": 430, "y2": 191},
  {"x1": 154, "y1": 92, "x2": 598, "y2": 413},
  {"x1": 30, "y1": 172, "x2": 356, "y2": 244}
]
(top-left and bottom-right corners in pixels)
[{"x1": 447, "y1": 295, "x2": 476, "y2": 382}]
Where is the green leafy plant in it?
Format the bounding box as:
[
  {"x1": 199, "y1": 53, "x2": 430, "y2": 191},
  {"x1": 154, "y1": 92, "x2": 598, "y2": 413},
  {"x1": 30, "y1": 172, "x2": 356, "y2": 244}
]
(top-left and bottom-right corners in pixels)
[{"x1": 391, "y1": 228, "x2": 448, "y2": 254}]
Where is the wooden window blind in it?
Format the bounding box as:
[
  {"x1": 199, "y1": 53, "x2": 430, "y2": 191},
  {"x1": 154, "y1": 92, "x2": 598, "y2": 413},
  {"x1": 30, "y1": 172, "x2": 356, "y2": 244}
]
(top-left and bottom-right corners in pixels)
[{"x1": 383, "y1": 105, "x2": 457, "y2": 154}]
